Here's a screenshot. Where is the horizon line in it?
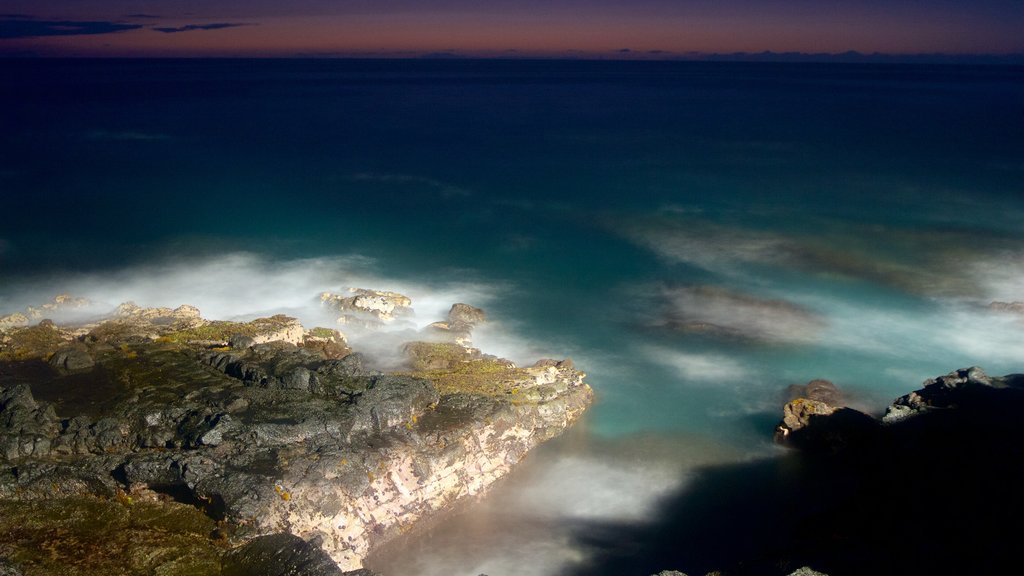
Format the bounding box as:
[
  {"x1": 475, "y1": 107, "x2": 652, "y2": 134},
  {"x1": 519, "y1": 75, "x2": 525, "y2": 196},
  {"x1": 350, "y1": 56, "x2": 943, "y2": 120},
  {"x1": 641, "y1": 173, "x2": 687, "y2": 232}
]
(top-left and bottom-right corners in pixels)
[{"x1": 2, "y1": 50, "x2": 1023, "y2": 65}]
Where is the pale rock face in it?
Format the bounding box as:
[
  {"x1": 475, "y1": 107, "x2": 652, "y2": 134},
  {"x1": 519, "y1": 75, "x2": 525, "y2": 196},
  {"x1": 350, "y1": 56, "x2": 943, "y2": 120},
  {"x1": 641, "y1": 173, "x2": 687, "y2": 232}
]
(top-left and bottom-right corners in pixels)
[
  {"x1": 246, "y1": 315, "x2": 305, "y2": 346},
  {"x1": 113, "y1": 302, "x2": 207, "y2": 329},
  {"x1": 0, "y1": 313, "x2": 28, "y2": 332},
  {"x1": 1, "y1": 294, "x2": 91, "y2": 331},
  {"x1": 251, "y1": 365, "x2": 593, "y2": 570},
  {"x1": 320, "y1": 288, "x2": 414, "y2": 327},
  {"x1": 779, "y1": 398, "x2": 837, "y2": 437},
  {"x1": 25, "y1": 294, "x2": 91, "y2": 320}
]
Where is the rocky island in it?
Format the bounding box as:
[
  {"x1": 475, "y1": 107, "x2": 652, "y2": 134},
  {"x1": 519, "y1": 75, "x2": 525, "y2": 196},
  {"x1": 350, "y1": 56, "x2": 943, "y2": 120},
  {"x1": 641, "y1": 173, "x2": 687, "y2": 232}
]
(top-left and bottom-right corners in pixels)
[{"x1": 0, "y1": 292, "x2": 593, "y2": 575}]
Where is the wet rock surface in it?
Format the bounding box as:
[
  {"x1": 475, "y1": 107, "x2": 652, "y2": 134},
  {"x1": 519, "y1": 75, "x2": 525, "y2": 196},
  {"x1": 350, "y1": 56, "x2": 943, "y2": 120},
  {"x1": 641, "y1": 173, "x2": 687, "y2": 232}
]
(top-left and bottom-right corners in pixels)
[{"x1": 0, "y1": 296, "x2": 592, "y2": 575}]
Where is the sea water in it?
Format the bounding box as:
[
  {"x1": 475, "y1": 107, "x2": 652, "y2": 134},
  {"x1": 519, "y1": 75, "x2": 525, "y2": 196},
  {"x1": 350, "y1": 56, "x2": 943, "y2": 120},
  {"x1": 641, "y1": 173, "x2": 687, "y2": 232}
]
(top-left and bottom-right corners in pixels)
[{"x1": 1, "y1": 59, "x2": 1022, "y2": 574}]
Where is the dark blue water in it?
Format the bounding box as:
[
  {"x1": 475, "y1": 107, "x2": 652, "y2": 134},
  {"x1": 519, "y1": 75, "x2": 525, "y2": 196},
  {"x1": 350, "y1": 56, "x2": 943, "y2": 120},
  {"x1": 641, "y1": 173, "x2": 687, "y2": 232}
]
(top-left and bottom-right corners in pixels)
[{"x1": 2, "y1": 59, "x2": 1023, "y2": 574}]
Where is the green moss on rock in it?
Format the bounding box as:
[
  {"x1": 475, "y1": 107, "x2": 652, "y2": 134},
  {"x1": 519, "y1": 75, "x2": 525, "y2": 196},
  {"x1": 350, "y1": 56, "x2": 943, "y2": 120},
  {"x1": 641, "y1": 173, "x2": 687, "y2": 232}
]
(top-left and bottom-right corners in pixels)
[
  {"x1": 0, "y1": 323, "x2": 68, "y2": 362},
  {"x1": 158, "y1": 321, "x2": 259, "y2": 345},
  {"x1": 400, "y1": 341, "x2": 535, "y2": 396},
  {"x1": 0, "y1": 495, "x2": 224, "y2": 576}
]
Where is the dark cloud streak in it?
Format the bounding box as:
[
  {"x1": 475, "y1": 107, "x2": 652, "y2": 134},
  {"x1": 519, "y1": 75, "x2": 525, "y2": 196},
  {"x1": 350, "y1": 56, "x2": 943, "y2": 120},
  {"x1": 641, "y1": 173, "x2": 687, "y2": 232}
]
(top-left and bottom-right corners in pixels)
[
  {"x1": 152, "y1": 23, "x2": 250, "y2": 34},
  {"x1": 0, "y1": 16, "x2": 141, "y2": 39}
]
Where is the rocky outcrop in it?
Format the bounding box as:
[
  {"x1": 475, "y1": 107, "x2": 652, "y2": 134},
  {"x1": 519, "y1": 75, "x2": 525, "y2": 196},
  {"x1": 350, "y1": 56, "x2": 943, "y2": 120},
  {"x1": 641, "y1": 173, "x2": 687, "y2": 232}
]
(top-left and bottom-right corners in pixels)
[
  {"x1": 320, "y1": 289, "x2": 414, "y2": 328},
  {"x1": 25, "y1": 294, "x2": 91, "y2": 320},
  {"x1": 0, "y1": 294, "x2": 592, "y2": 575},
  {"x1": 882, "y1": 365, "x2": 1004, "y2": 423},
  {"x1": 774, "y1": 378, "x2": 879, "y2": 451},
  {"x1": 0, "y1": 313, "x2": 28, "y2": 332},
  {"x1": 426, "y1": 303, "x2": 486, "y2": 346},
  {"x1": 763, "y1": 367, "x2": 1024, "y2": 574}
]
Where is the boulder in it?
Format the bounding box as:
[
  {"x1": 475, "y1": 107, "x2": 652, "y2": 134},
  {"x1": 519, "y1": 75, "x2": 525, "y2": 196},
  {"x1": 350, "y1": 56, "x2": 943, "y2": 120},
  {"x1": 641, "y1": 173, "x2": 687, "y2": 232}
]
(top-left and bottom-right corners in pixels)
[
  {"x1": 425, "y1": 303, "x2": 487, "y2": 346},
  {"x1": 0, "y1": 385, "x2": 61, "y2": 460},
  {"x1": 775, "y1": 382, "x2": 880, "y2": 452},
  {"x1": 47, "y1": 344, "x2": 95, "y2": 371},
  {"x1": 320, "y1": 288, "x2": 413, "y2": 327}
]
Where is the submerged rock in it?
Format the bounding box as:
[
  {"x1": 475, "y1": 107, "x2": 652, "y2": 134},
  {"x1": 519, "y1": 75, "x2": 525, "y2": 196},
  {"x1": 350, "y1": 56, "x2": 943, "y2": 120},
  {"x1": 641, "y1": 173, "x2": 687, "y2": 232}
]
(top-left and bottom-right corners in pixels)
[
  {"x1": 989, "y1": 301, "x2": 1024, "y2": 316},
  {"x1": 785, "y1": 379, "x2": 842, "y2": 406},
  {"x1": 654, "y1": 285, "x2": 824, "y2": 344}
]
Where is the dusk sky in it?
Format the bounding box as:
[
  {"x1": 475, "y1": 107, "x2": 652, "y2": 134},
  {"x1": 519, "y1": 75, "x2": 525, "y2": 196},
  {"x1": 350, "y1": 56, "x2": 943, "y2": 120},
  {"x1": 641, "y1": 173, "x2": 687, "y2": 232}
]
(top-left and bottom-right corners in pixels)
[{"x1": 1, "y1": 0, "x2": 1023, "y2": 58}]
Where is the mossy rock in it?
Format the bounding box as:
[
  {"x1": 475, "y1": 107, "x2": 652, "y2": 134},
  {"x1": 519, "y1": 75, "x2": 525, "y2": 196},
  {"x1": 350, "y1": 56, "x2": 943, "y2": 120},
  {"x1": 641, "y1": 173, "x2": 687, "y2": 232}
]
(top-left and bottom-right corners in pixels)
[
  {"x1": 401, "y1": 341, "x2": 477, "y2": 371},
  {"x1": 0, "y1": 495, "x2": 225, "y2": 576},
  {"x1": 0, "y1": 323, "x2": 69, "y2": 362},
  {"x1": 158, "y1": 321, "x2": 260, "y2": 345}
]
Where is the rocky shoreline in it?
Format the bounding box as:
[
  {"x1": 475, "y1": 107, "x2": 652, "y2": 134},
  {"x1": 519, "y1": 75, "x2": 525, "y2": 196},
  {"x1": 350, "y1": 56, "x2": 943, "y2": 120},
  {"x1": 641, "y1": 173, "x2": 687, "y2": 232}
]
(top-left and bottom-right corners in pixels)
[
  {"x1": 0, "y1": 293, "x2": 592, "y2": 575},
  {"x1": 638, "y1": 366, "x2": 1024, "y2": 576}
]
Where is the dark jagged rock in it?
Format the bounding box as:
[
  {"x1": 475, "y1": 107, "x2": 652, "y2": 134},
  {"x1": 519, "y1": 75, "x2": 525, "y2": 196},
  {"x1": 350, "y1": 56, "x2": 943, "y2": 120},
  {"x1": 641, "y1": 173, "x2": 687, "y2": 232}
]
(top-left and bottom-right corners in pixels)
[
  {"x1": 0, "y1": 296, "x2": 592, "y2": 574},
  {"x1": 0, "y1": 384, "x2": 61, "y2": 460},
  {"x1": 763, "y1": 367, "x2": 1024, "y2": 573},
  {"x1": 882, "y1": 365, "x2": 1005, "y2": 423},
  {"x1": 222, "y1": 533, "x2": 344, "y2": 576},
  {"x1": 0, "y1": 559, "x2": 23, "y2": 576}
]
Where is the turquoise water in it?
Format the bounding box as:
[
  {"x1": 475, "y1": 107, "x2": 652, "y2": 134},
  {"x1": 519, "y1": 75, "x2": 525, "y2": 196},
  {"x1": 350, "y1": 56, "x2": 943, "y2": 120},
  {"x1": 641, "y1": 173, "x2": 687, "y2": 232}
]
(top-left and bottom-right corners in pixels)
[{"x1": 2, "y1": 59, "x2": 1023, "y2": 574}]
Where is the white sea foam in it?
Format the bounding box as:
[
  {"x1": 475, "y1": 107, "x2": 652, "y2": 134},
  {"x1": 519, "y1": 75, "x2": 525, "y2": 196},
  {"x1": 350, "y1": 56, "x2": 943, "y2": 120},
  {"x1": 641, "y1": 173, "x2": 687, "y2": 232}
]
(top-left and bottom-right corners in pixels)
[
  {"x1": 0, "y1": 252, "x2": 560, "y2": 367},
  {"x1": 971, "y1": 252, "x2": 1024, "y2": 304},
  {"x1": 641, "y1": 345, "x2": 752, "y2": 383},
  {"x1": 366, "y1": 431, "x2": 747, "y2": 576},
  {"x1": 504, "y1": 454, "x2": 684, "y2": 522}
]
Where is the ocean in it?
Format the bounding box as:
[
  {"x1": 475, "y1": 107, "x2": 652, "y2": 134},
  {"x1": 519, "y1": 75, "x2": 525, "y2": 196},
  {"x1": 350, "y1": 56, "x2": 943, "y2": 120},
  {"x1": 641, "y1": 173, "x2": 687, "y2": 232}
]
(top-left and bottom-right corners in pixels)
[{"x1": 2, "y1": 58, "x2": 1023, "y2": 574}]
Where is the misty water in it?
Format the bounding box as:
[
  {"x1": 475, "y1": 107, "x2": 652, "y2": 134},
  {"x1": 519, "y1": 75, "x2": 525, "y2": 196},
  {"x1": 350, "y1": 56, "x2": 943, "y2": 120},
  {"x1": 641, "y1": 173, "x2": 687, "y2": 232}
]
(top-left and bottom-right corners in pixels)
[{"x1": 2, "y1": 59, "x2": 1023, "y2": 574}]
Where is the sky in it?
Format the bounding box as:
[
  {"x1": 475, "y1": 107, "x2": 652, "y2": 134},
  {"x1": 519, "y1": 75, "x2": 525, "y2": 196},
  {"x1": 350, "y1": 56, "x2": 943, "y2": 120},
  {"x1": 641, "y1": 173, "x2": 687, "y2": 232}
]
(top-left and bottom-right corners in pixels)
[{"x1": 1, "y1": 0, "x2": 1022, "y2": 58}]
